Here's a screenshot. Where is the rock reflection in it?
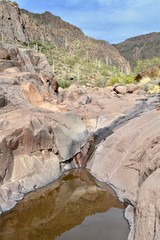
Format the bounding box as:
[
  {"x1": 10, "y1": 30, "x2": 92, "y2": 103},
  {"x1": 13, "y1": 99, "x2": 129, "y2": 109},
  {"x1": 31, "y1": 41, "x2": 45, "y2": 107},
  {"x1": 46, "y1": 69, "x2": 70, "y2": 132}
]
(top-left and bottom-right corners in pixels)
[{"x1": 0, "y1": 169, "x2": 127, "y2": 240}]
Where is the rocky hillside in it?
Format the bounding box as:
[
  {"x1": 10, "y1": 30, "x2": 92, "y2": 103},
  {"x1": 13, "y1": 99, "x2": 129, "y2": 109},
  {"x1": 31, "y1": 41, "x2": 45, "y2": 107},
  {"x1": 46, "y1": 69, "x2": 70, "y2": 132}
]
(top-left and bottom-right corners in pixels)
[
  {"x1": 0, "y1": 0, "x2": 131, "y2": 74},
  {"x1": 114, "y1": 32, "x2": 160, "y2": 68},
  {"x1": 0, "y1": 38, "x2": 160, "y2": 240},
  {"x1": 21, "y1": 9, "x2": 85, "y2": 45}
]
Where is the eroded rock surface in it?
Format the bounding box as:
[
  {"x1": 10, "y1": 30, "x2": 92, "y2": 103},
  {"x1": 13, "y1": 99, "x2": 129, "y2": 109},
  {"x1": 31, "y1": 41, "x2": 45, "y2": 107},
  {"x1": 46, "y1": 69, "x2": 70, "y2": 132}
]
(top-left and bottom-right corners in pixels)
[
  {"x1": 87, "y1": 98, "x2": 160, "y2": 240},
  {"x1": 0, "y1": 43, "x2": 88, "y2": 213}
]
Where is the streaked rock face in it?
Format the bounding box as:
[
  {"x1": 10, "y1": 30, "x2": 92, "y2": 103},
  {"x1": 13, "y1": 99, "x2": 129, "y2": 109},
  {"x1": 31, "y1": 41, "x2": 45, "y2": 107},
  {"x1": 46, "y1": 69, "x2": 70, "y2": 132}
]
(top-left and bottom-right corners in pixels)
[
  {"x1": 87, "y1": 104, "x2": 160, "y2": 240},
  {"x1": 0, "y1": 43, "x2": 88, "y2": 213},
  {"x1": 0, "y1": 1, "x2": 29, "y2": 43}
]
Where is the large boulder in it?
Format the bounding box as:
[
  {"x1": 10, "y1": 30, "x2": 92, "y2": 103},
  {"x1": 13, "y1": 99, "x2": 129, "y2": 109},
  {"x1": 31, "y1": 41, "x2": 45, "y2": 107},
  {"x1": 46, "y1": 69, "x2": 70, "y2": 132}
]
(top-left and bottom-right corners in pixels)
[
  {"x1": 0, "y1": 59, "x2": 21, "y2": 72},
  {"x1": 87, "y1": 107, "x2": 160, "y2": 240},
  {"x1": 0, "y1": 108, "x2": 88, "y2": 210},
  {"x1": 0, "y1": 1, "x2": 29, "y2": 43},
  {"x1": 113, "y1": 85, "x2": 128, "y2": 95},
  {"x1": 134, "y1": 169, "x2": 160, "y2": 240},
  {"x1": 0, "y1": 47, "x2": 11, "y2": 60},
  {"x1": 0, "y1": 43, "x2": 88, "y2": 213}
]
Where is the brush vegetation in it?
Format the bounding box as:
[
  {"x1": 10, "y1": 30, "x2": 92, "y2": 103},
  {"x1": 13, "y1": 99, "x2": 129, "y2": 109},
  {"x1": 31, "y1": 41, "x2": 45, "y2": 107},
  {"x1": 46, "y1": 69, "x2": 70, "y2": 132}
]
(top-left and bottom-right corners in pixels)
[
  {"x1": 28, "y1": 41, "x2": 160, "y2": 94},
  {"x1": 134, "y1": 57, "x2": 160, "y2": 73},
  {"x1": 28, "y1": 40, "x2": 128, "y2": 88}
]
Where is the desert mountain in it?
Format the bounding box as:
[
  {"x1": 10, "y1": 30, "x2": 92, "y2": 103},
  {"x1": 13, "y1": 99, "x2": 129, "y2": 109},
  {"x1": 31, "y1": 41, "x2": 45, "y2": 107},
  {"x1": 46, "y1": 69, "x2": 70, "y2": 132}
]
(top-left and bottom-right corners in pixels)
[
  {"x1": 0, "y1": 0, "x2": 131, "y2": 74},
  {"x1": 114, "y1": 32, "x2": 160, "y2": 68}
]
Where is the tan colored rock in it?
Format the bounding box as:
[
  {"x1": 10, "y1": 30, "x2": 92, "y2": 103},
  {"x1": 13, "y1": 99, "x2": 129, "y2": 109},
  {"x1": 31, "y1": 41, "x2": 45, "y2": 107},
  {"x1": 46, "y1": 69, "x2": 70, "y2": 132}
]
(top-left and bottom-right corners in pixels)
[
  {"x1": 4, "y1": 67, "x2": 20, "y2": 74},
  {"x1": 0, "y1": 109, "x2": 88, "y2": 212},
  {"x1": 105, "y1": 86, "x2": 114, "y2": 91},
  {"x1": 114, "y1": 85, "x2": 128, "y2": 94},
  {"x1": 127, "y1": 84, "x2": 139, "y2": 93},
  {"x1": 134, "y1": 169, "x2": 160, "y2": 240},
  {"x1": 78, "y1": 95, "x2": 91, "y2": 105},
  {"x1": 0, "y1": 59, "x2": 21, "y2": 72},
  {"x1": 40, "y1": 102, "x2": 60, "y2": 112},
  {"x1": 21, "y1": 83, "x2": 44, "y2": 106},
  {"x1": 0, "y1": 47, "x2": 10, "y2": 60},
  {"x1": 87, "y1": 109, "x2": 160, "y2": 239},
  {"x1": 134, "y1": 89, "x2": 146, "y2": 95}
]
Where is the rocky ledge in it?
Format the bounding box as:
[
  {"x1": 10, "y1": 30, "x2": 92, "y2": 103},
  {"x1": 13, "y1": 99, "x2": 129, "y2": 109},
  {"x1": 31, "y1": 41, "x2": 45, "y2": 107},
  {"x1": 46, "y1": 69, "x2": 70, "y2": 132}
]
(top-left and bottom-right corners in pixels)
[{"x1": 0, "y1": 43, "x2": 160, "y2": 240}]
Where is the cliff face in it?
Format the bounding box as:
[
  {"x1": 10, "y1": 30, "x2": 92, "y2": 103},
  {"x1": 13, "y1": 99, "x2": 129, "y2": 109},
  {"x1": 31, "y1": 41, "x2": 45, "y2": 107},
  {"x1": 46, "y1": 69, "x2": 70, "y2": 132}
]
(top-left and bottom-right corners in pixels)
[
  {"x1": 114, "y1": 32, "x2": 160, "y2": 68},
  {"x1": 0, "y1": 1, "x2": 131, "y2": 73},
  {"x1": 0, "y1": 1, "x2": 29, "y2": 43}
]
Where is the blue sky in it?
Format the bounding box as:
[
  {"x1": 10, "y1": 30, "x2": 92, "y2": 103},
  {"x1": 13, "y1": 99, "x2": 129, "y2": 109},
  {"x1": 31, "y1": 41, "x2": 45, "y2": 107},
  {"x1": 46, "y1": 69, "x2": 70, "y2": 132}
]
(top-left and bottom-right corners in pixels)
[{"x1": 15, "y1": 0, "x2": 160, "y2": 43}]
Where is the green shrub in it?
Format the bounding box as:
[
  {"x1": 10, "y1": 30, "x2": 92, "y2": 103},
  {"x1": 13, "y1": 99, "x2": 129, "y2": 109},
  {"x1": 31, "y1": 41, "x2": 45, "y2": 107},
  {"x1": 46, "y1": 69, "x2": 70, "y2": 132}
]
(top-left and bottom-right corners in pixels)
[
  {"x1": 148, "y1": 85, "x2": 160, "y2": 94},
  {"x1": 106, "y1": 75, "x2": 135, "y2": 86},
  {"x1": 138, "y1": 77, "x2": 151, "y2": 92},
  {"x1": 28, "y1": 39, "x2": 132, "y2": 88},
  {"x1": 79, "y1": 78, "x2": 88, "y2": 86},
  {"x1": 134, "y1": 57, "x2": 160, "y2": 73},
  {"x1": 66, "y1": 56, "x2": 79, "y2": 67},
  {"x1": 157, "y1": 70, "x2": 160, "y2": 78},
  {"x1": 58, "y1": 79, "x2": 72, "y2": 88},
  {"x1": 139, "y1": 77, "x2": 151, "y2": 85},
  {"x1": 138, "y1": 77, "x2": 160, "y2": 93},
  {"x1": 101, "y1": 68, "x2": 110, "y2": 76},
  {"x1": 94, "y1": 78, "x2": 108, "y2": 88}
]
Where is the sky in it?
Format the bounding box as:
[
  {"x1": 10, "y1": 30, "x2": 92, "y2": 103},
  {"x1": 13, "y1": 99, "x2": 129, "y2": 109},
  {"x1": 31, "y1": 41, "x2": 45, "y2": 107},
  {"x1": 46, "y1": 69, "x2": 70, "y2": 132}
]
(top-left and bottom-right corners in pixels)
[{"x1": 15, "y1": 0, "x2": 160, "y2": 44}]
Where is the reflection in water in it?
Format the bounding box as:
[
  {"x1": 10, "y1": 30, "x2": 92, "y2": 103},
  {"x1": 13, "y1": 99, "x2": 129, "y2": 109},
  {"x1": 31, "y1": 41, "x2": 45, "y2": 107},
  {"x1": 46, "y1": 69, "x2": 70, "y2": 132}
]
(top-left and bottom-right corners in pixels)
[
  {"x1": 0, "y1": 169, "x2": 129, "y2": 240},
  {"x1": 57, "y1": 208, "x2": 129, "y2": 240}
]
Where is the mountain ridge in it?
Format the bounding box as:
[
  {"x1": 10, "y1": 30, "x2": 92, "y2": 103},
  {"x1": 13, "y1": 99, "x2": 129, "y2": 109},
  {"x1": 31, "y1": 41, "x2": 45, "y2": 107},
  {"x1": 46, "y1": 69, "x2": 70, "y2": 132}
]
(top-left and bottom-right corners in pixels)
[
  {"x1": 114, "y1": 32, "x2": 160, "y2": 68},
  {"x1": 0, "y1": 0, "x2": 131, "y2": 75}
]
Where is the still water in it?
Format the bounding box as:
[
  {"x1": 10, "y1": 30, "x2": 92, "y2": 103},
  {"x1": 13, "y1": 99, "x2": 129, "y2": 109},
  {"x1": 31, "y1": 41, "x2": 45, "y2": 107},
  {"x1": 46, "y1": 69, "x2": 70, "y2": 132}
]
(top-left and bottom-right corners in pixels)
[{"x1": 0, "y1": 169, "x2": 129, "y2": 240}]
